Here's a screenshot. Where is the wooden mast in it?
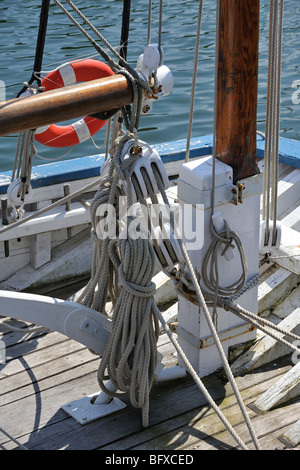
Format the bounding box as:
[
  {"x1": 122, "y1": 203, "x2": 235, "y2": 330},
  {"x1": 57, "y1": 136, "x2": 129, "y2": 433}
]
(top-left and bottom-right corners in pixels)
[
  {"x1": 0, "y1": 74, "x2": 133, "y2": 138},
  {"x1": 216, "y1": 0, "x2": 260, "y2": 183}
]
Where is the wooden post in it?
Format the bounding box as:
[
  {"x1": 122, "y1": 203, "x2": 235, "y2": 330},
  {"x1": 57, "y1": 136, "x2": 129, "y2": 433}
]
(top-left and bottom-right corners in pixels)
[{"x1": 216, "y1": 0, "x2": 260, "y2": 183}]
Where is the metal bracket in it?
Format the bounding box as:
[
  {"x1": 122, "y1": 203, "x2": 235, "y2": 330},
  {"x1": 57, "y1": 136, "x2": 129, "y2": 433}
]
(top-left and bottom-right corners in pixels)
[
  {"x1": 230, "y1": 172, "x2": 263, "y2": 205},
  {"x1": 174, "y1": 322, "x2": 256, "y2": 350},
  {"x1": 62, "y1": 393, "x2": 127, "y2": 425}
]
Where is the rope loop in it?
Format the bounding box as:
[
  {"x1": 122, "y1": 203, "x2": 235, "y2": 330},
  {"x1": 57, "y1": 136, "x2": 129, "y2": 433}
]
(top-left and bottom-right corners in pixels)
[{"x1": 201, "y1": 219, "x2": 248, "y2": 298}]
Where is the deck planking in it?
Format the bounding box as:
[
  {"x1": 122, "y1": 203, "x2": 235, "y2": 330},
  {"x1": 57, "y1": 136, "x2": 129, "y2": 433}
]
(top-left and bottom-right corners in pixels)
[{"x1": 0, "y1": 317, "x2": 299, "y2": 451}]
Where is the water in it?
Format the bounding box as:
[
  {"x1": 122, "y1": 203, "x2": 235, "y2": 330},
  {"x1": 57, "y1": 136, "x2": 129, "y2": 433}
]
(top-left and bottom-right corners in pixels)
[{"x1": 0, "y1": 0, "x2": 299, "y2": 172}]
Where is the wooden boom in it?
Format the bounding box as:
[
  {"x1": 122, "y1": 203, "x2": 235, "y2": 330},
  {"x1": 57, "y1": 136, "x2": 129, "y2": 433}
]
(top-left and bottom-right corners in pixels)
[{"x1": 0, "y1": 74, "x2": 133, "y2": 137}]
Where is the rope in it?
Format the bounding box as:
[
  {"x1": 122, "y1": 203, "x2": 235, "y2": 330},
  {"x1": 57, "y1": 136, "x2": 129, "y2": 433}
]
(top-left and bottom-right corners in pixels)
[
  {"x1": 154, "y1": 307, "x2": 249, "y2": 450},
  {"x1": 17, "y1": 0, "x2": 50, "y2": 96},
  {"x1": 174, "y1": 241, "x2": 260, "y2": 449},
  {"x1": 147, "y1": 0, "x2": 152, "y2": 45},
  {"x1": 97, "y1": 236, "x2": 160, "y2": 428},
  {"x1": 81, "y1": 138, "x2": 253, "y2": 445},
  {"x1": 0, "y1": 320, "x2": 47, "y2": 334},
  {"x1": 0, "y1": 176, "x2": 103, "y2": 236},
  {"x1": 201, "y1": 220, "x2": 248, "y2": 299},
  {"x1": 0, "y1": 425, "x2": 28, "y2": 450},
  {"x1": 185, "y1": 0, "x2": 204, "y2": 162},
  {"x1": 175, "y1": 281, "x2": 300, "y2": 355},
  {"x1": 152, "y1": 161, "x2": 260, "y2": 449},
  {"x1": 262, "y1": 0, "x2": 284, "y2": 247},
  {"x1": 53, "y1": 0, "x2": 151, "y2": 95},
  {"x1": 226, "y1": 304, "x2": 300, "y2": 356}
]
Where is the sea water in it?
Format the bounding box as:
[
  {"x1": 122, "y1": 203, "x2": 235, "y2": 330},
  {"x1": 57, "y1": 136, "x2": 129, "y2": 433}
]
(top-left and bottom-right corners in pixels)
[{"x1": 0, "y1": 0, "x2": 299, "y2": 172}]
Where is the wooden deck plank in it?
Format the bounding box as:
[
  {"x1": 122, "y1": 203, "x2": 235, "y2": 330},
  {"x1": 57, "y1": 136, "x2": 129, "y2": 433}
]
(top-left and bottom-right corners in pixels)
[
  {"x1": 1, "y1": 292, "x2": 299, "y2": 451},
  {"x1": 100, "y1": 360, "x2": 293, "y2": 451}
]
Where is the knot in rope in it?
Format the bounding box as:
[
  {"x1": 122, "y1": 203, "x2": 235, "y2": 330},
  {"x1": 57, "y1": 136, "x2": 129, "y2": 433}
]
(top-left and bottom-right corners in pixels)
[
  {"x1": 23, "y1": 81, "x2": 45, "y2": 93},
  {"x1": 118, "y1": 270, "x2": 156, "y2": 298}
]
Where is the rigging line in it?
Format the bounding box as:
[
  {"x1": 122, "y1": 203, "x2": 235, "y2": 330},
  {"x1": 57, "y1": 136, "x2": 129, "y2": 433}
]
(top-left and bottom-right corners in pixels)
[
  {"x1": 224, "y1": 304, "x2": 300, "y2": 357},
  {"x1": 177, "y1": 237, "x2": 261, "y2": 450},
  {"x1": 185, "y1": 0, "x2": 204, "y2": 162},
  {"x1": 0, "y1": 425, "x2": 28, "y2": 451},
  {"x1": 53, "y1": 0, "x2": 151, "y2": 95},
  {"x1": 17, "y1": 0, "x2": 50, "y2": 97},
  {"x1": 158, "y1": 0, "x2": 163, "y2": 53},
  {"x1": 0, "y1": 176, "x2": 103, "y2": 236},
  {"x1": 154, "y1": 307, "x2": 249, "y2": 450},
  {"x1": 211, "y1": 0, "x2": 220, "y2": 217},
  {"x1": 271, "y1": 0, "x2": 284, "y2": 246},
  {"x1": 147, "y1": 0, "x2": 152, "y2": 45},
  {"x1": 35, "y1": 147, "x2": 75, "y2": 161},
  {"x1": 153, "y1": 169, "x2": 260, "y2": 450},
  {"x1": 52, "y1": 0, "x2": 120, "y2": 71},
  {"x1": 262, "y1": 0, "x2": 274, "y2": 234},
  {"x1": 120, "y1": 0, "x2": 131, "y2": 62},
  {"x1": 263, "y1": 0, "x2": 284, "y2": 247}
]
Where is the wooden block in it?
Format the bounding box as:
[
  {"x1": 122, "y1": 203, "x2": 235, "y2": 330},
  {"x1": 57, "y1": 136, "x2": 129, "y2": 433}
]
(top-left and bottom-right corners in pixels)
[
  {"x1": 153, "y1": 271, "x2": 177, "y2": 306},
  {"x1": 258, "y1": 267, "x2": 299, "y2": 314},
  {"x1": 276, "y1": 167, "x2": 300, "y2": 217},
  {"x1": 263, "y1": 224, "x2": 300, "y2": 275},
  {"x1": 31, "y1": 232, "x2": 51, "y2": 269},
  {"x1": 159, "y1": 302, "x2": 178, "y2": 333},
  {"x1": 280, "y1": 202, "x2": 300, "y2": 232},
  {"x1": 278, "y1": 418, "x2": 300, "y2": 448},
  {"x1": 250, "y1": 361, "x2": 300, "y2": 413},
  {"x1": 231, "y1": 306, "x2": 300, "y2": 376}
]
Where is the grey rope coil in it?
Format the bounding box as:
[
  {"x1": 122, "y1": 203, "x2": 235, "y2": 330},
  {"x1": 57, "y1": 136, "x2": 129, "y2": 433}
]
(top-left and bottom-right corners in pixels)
[{"x1": 201, "y1": 220, "x2": 248, "y2": 298}]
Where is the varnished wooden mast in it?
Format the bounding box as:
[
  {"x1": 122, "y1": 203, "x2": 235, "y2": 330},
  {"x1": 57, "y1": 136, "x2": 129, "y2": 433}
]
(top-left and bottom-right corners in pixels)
[
  {"x1": 0, "y1": 74, "x2": 133, "y2": 137},
  {"x1": 216, "y1": 0, "x2": 260, "y2": 183}
]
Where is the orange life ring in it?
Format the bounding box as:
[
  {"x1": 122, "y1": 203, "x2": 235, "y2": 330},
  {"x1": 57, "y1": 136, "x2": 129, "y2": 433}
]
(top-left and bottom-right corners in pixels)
[{"x1": 35, "y1": 59, "x2": 114, "y2": 148}]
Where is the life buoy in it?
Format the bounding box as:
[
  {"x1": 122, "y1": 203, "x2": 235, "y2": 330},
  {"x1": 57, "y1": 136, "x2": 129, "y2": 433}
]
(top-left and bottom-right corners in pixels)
[{"x1": 35, "y1": 59, "x2": 114, "y2": 148}]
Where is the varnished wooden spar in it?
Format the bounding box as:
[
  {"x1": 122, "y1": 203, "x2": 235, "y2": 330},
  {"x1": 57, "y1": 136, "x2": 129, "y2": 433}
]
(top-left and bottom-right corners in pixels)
[
  {"x1": 216, "y1": 0, "x2": 260, "y2": 183},
  {"x1": 0, "y1": 74, "x2": 133, "y2": 137}
]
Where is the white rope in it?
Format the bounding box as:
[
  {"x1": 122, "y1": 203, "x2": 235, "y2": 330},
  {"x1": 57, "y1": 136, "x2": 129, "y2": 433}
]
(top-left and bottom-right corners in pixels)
[
  {"x1": 0, "y1": 425, "x2": 28, "y2": 450},
  {"x1": 52, "y1": 0, "x2": 151, "y2": 95},
  {"x1": 262, "y1": 0, "x2": 284, "y2": 247},
  {"x1": 153, "y1": 173, "x2": 260, "y2": 450},
  {"x1": 0, "y1": 176, "x2": 103, "y2": 236},
  {"x1": 185, "y1": 0, "x2": 204, "y2": 162},
  {"x1": 147, "y1": 0, "x2": 152, "y2": 45},
  {"x1": 81, "y1": 133, "x2": 259, "y2": 447}
]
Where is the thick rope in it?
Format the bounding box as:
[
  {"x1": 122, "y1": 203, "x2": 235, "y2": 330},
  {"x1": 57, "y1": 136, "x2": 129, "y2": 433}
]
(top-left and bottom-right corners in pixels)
[{"x1": 97, "y1": 236, "x2": 160, "y2": 428}]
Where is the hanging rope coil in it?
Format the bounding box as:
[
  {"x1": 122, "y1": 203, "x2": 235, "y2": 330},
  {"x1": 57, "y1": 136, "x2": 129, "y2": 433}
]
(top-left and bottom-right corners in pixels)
[{"x1": 97, "y1": 236, "x2": 160, "y2": 428}]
